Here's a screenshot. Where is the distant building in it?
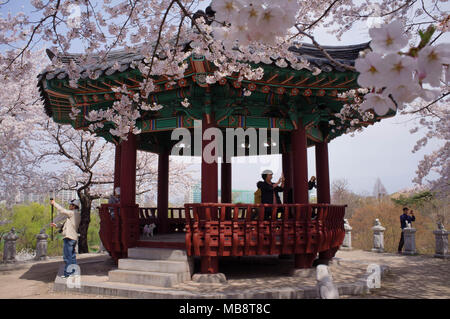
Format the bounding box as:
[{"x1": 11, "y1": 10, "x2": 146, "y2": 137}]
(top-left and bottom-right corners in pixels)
[
  {"x1": 231, "y1": 190, "x2": 254, "y2": 203},
  {"x1": 14, "y1": 190, "x2": 46, "y2": 204},
  {"x1": 191, "y1": 183, "x2": 202, "y2": 203},
  {"x1": 186, "y1": 184, "x2": 255, "y2": 204},
  {"x1": 54, "y1": 189, "x2": 78, "y2": 204}
]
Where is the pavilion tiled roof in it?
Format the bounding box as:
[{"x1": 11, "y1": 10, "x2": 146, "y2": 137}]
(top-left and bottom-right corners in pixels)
[
  {"x1": 38, "y1": 42, "x2": 370, "y2": 82},
  {"x1": 37, "y1": 41, "x2": 382, "y2": 147}
]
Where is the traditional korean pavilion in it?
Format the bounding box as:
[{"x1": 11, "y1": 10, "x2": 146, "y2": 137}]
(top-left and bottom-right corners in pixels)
[{"x1": 38, "y1": 35, "x2": 394, "y2": 275}]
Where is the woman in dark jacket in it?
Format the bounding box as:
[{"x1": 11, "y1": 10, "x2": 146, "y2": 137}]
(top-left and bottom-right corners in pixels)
[{"x1": 257, "y1": 169, "x2": 284, "y2": 219}]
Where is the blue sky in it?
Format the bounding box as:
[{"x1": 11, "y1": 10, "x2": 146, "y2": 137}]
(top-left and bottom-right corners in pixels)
[{"x1": 2, "y1": 1, "x2": 446, "y2": 196}]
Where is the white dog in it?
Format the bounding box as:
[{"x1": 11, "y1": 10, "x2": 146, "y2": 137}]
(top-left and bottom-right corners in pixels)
[{"x1": 143, "y1": 223, "x2": 156, "y2": 237}]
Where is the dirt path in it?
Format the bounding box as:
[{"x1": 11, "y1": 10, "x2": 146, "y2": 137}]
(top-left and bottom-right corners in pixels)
[
  {"x1": 0, "y1": 250, "x2": 448, "y2": 299},
  {"x1": 0, "y1": 253, "x2": 123, "y2": 299},
  {"x1": 336, "y1": 250, "x2": 450, "y2": 299}
]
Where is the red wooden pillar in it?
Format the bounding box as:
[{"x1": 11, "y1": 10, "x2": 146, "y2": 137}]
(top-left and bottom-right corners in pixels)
[
  {"x1": 201, "y1": 114, "x2": 219, "y2": 273},
  {"x1": 104, "y1": 143, "x2": 123, "y2": 262},
  {"x1": 114, "y1": 144, "x2": 122, "y2": 190},
  {"x1": 118, "y1": 132, "x2": 138, "y2": 259},
  {"x1": 221, "y1": 155, "x2": 232, "y2": 220},
  {"x1": 221, "y1": 160, "x2": 232, "y2": 203},
  {"x1": 282, "y1": 151, "x2": 294, "y2": 203},
  {"x1": 315, "y1": 141, "x2": 331, "y2": 204},
  {"x1": 201, "y1": 115, "x2": 218, "y2": 203},
  {"x1": 316, "y1": 141, "x2": 336, "y2": 264},
  {"x1": 291, "y1": 122, "x2": 309, "y2": 205},
  {"x1": 120, "y1": 132, "x2": 137, "y2": 206},
  {"x1": 157, "y1": 149, "x2": 169, "y2": 234},
  {"x1": 292, "y1": 121, "x2": 315, "y2": 268}
]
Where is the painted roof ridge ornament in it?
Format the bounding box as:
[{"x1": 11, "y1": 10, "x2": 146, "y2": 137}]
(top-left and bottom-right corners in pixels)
[
  {"x1": 46, "y1": 48, "x2": 56, "y2": 61},
  {"x1": 192, "y1": 5, "x2": 215, "y2": 27}
]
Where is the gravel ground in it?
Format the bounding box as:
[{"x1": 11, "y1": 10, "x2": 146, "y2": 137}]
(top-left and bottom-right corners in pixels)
[
  {"x1": 0, "y1": 253, "x2": 122, "y2": 299},
  {"x1": 0, "y1": 250, "x2": 448, "y2": 299}
]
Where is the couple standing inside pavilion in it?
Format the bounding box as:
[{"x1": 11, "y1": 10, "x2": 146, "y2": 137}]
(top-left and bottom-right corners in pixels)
[{"x1": 256, "y1": 169, "x2": 317, "y2": 219}]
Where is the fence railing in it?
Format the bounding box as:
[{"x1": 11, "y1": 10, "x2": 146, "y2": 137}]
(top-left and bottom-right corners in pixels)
[
  {"x1": 183, "y1": 203, "x2": 346, "y2": 257},
  {"x1": 98, "y1": 204, "x2": 140, "y2": 261}
]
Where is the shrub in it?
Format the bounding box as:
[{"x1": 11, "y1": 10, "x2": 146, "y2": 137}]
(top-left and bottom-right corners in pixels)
[{"x1": 350, "y1": 199, "x2": 435, "y2": 254}]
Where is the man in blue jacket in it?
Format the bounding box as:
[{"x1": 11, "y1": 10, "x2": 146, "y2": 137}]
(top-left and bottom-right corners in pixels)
[{"x1": 398, "y1": 207, "x2": 415, "y2": 253}]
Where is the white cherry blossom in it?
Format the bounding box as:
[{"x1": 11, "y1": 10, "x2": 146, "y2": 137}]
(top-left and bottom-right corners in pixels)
[
  {"x1": 257, "y1": 5, "x2": 286, "y2": 35},
  {"x1": 236, "y1": 2, "x2": 262, "y2": 27},
  {"x1": 0, "y1": 0, "x2": 449, "y2": 197},
  {"x1": 211, "y1": 0, "x2": 243, "y2": 23},
  {"x1": 384, "y1": 83, "x2": 421, "y2": 106},
  {"x1": 381, "y1": 53, "x2": 416, "y2": 86},
  {"x1": 368, "y1": 20, "x2": 409, "y2": 53},
  {"x1": 359, "y1": 93, "x2": 396, "y2": 116},
  {"x1": 355, "y1": 52, "x2": 385, "y2": 88},
  {"x1": 417, "y1": 43, "x2": 450, "y2": 87}
]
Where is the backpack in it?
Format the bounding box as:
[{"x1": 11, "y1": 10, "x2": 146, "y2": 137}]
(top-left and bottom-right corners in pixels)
[{"x1": 254, "y1": 188, "x2": 261, "y2": 204}]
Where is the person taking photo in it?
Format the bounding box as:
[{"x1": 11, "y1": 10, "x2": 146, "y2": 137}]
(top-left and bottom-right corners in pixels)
[
  {"x1": 50, "y1": 198, "x2": 81, "y2": 278},
  {"x1": 398, "y1": 207, "x2": 415, "y2": 254}
]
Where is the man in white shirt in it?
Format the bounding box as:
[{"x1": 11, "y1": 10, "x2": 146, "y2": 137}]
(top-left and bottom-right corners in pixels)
[{"x1": 50, "y1": 198, "x2": 81, "y2": 278}]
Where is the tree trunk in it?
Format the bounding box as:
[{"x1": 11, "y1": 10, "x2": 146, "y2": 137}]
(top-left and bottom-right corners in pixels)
[{"x1": 77, "y1": 192, "x2": 91, "y2": 253}]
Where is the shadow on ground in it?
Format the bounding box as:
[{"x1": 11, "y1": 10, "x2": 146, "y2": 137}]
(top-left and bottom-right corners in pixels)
[
  {"x1": 19, "y1": 255, "x2": 115, "y2": 283},
  {"x1": 199, "y1": 255, "x2": 297, "y2": 279}
]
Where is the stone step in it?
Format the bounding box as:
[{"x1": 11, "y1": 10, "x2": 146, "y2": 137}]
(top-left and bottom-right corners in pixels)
[
  {"x1": 108, "y1": 269, "x2": 182, "y2": 288},
  {"x1": 128, "y1": 247, "x2": 189, "y2": 261},
  {"x1": 118, "y1": 258, "x2": 192, "y2": 275}
]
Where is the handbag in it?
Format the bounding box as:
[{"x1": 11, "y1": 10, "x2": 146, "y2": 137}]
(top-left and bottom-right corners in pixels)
[{"x1": 58, "y1": 222, "x2": 65, "y2": 233}]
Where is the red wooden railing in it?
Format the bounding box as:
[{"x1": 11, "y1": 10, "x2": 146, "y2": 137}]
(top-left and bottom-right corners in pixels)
[
  {"x1": 184, "y1": 203, "x2": 346, "y2": 258},
  {"x1": 99, "y1": 203, "x2": 345, "y2": 265},
  {"x1": 98, "y1": 203, "x2": 140, "y2": 262}
]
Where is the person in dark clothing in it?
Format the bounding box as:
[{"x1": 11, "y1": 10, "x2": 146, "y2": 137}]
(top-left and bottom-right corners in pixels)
[
  {"x1": 398, "y1": 207, "x2": 416, "y2": 253},
  {"x1": 257, "y1": 169, "x2": 284, "y2": 219},
  {"x1": 308, "y1": 176, "x2": 317, "y2": 190},
  {"x1": 307, "y1": 176, "x2": 318, "y2": 217}
]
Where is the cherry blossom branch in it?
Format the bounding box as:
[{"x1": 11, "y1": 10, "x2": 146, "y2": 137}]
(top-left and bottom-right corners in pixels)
[
  {"x1": 102, "y1": 0, "x2": 139, "y2": 59},
  {"x1": 298, "y1": 0, "x2": 342, "y2": 32},
  {"x1": 346, "y1": 0, "x2": 417, "y2": 18},
  {"x1": 6, "y1": 0, "x2": 62, "y2": 68},
  {"x1": 144, "y1": 0, "x2": 176, "y2": 81},
  {"x1": 407, "y1": 92, "x2": 449, "y2": 118},
  {"x1": 294, "y1": 28, "x2": 356, "y2": 72}
]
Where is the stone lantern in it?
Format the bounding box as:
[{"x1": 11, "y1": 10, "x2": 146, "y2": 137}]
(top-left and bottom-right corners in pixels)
[
  {"x1": 35, "y1": 229, "x2": 49, "y2": 261},
  {"x1": 433, "y1": 222, "x2": 449, "y2": 259},
  {"x1": 402, "y1": 221, "x2": 417, "y2": 255},
  {"x1": 341, "y1": 219, "x2": 352, "y2": 250},
  {"x1": 3, "y1": 228, "x2": 19, "y2": 263},
  {"x1": 371, "y1": 219, "x2": 385, "y2": 253}
]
